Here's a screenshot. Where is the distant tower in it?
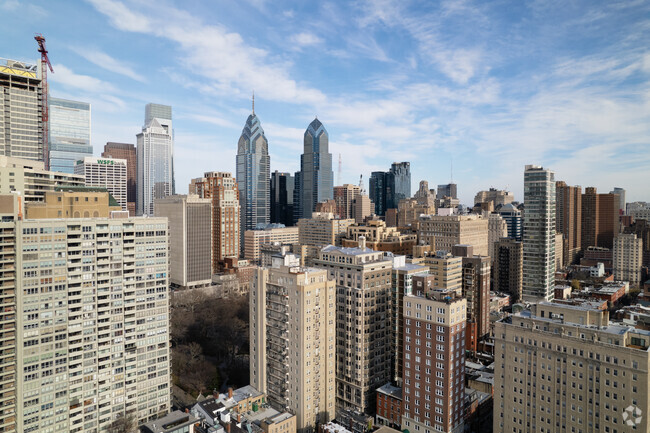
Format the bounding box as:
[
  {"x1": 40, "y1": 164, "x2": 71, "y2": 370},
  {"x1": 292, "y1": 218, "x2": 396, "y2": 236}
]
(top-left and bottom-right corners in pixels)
[
  {"x1": 337, "y1": 153, "x2": 342, "y2": 186},
  {"x1": 299, "y1": 118, "x2": 333, "y2": 219}
]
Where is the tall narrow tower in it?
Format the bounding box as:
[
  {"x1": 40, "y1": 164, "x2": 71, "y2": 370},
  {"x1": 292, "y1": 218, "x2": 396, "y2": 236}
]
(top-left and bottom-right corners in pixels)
[
  {"x1": 299, "y1": 118, "x2": 333, "y2": 219},
  {"x1": 522, "y1": 165, "x2": 556, "y2": 302},
  {"x1": 236, "y1": 99, "x2": 270, "y2": 244}
]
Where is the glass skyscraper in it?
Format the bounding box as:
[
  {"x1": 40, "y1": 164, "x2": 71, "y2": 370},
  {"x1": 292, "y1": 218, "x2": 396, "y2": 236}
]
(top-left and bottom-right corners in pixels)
[
  {"x1": 369, "y1": 162, "x2": 411, "y2": 215},
  {"x1": 48, "y1": 97, "x2": 92, "y2": 173},
  {"x1": 236, "y1": 106, "x2": 270, "y2": 240},
  {"x1": 299, "y1": 118, "x2": 333, "y2": 219},
  {"x1": 136, "y1": 103, "x2": 174, "y2": 216}
]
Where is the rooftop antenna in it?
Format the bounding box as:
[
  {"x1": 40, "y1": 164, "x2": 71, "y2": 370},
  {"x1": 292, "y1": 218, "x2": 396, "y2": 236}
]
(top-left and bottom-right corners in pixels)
[
  {"x1": 252, "y1": 91, "x2": 255, "y2": 115},
  {"x1": 337, "y1": 153, "x2": 342, "y2": 186}
]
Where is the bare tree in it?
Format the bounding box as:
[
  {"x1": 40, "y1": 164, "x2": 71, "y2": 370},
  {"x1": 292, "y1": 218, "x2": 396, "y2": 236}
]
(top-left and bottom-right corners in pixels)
[{"x1": 107, "y1": 413, "x2": 136, "y2": 433}]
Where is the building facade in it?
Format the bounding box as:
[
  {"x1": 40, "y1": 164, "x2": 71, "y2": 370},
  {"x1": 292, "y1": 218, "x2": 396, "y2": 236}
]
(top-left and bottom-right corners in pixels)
[
  {"x1": 0, "y1": 156, "x2": 84, "y2": 201},
  {"x1": 0, "y1": 58, "x2": 43, "y2": 163},
  {"x1": 334, "y1": 184, "x2": 362, "y2": 220},
  {"x1": 250, "y1": 260, "x2": 336, "y2": 432},
  {"x1": 137, "y1": 103, "x2": 174, "y2": 216},
  {"x1": 298, "y1": 213, "x2": 355, "y2": 247},
  {"x1": 74, "y1": 156, "x2": 128, "y2": 210},
  {"x1": 613, "y1": 233, "x2": 643, "y2": 286},
  {"x1": 369, "y1": 163, "x2": 411, "y2": 216},
  {"x1": 270, "y1": 171, "x2": 295, "y2": 226},
  {"x1": 102, "y1": 142, "x2": 137, "y2": 215},
  {"x1": 190, "y1": 171, "x2": 240, "y2": 271},
  {"x1": 436, "y1": 183, "x2": 457, "y2": 200},
  {"x1": 582, "y1": 187, "x2": 620, "y2": 250},
  {"x1": 299, "y1": 118, "x2": 333, "y2": 219},
  {"x1": 522, "y1": 165, "x2": 556, "y2": 302},
  {"x1": 48, "y1": 97, "x2": 92, "y2": 173},
  {"x1": 474, "y1": 188, "x2": 514, "y2": 207},
  {"x1": 418, "y1": 215, "x2": 489, "y2": 257},
  {"x1": 244, "y1": 226, "x2": 300, "y2": 262},
  {"x1": 556, "y1": 181, "x2": 582, "y2": 266},
  {"x1": 494, "y1": 238, "x2": 523, "y2": 301},
  {"x1": 497, "y1": 204, "x2": 522, "y2": 241}
]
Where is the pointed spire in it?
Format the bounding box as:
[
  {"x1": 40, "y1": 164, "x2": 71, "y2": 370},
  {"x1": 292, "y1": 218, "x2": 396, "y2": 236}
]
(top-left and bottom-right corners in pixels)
[{"x1": 252, "y1": 91, "x2": 255, "y2": 115}]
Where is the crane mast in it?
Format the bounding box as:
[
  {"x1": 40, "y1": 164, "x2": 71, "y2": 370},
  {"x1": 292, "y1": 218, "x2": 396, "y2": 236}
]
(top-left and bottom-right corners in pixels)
[{"x1": 34, "y1": 34, "x2": 53, "y2": 169}]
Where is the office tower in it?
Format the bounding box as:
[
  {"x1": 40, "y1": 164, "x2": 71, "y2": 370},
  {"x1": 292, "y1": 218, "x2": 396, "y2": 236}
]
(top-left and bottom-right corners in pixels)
[
  {"x1": 582, "y1": 187, "x2": 620, "y2": 250},
  {"x1": 494, "y1": 238, "x2": 523, "y2": 301},
  {"x1": 610, "y1": 187, "x2": 626, "y2": 215},
  {"x1": 315, "y1": 243, "x2": 393, "y2": 417},
  {"x1": 155, "y1": 194, "x2": 212, "y2": 289},
  {"x1": 369, "y1": 171, "x2": 388, "y2": 216},
  {"x1": 474, "y1": 188, "x2": 514, "y2": 207},
  {"x1": 1, "y1": 198, "x2": 171, "y2": 432},
  {"x1": 401, "y1": 288, "x2": 467, "y2": 433},
  {"x1": 0, "y1": 156, "x2": 84, "y2": 200},
  {"x1": 299, "y1": 118, "x2": 333, "y2": 219},
  {"x1": 298, "y1": 212, "x2": 355, "y2": 247},
  {"x1": 556, "y1": 181, "x2": 582, "y2": 266},
  {"x1": 398, "y1": 181, "x2": 436, "y2": 229},
  {"x1": 418, "y1": 214, "x2": 489, "y2": 256},
  {"x1": 244, "y1": 226, "x2": 300, "y2": 262},
  {"x1": 137, "y1": 103, "x2": 174, "y2": 216},
  {"x1": 436, "y1": 183, "x2": 457, "y2": 200},
  {"x1": 488, "y1": 213, "x2": 507, "y2": 263},
  {"x1": 74, "y1": 156, "x2": 128, "y2": 210},
  {"x1": 333, "y1": 184, "x2": 362, "y2": 219},
  {"x1": 452, "y1": 245, "x2": 490, "y2": 349},
  {"x1": 102, "y1": 142, "x2": 137, "y2": 215},
  {"x1": 494, "y1": 302, "x2": 650, "y2": 433},
  {"x1": 624, "y1": 219, "x2": 650, "y2": 268},
  {"x1": 0, "y1": 58, "x2": 44, "y2": 162},
  {"x1": 497, "y1": 203, "x2": 522, "y2": 240},
  {"x1": 250, "y1": 259, "x2": 336, "y2": 432},
  {"x1": 391, "y1": 258, "x2": 429, "y2": 385},
  {"x1": 522, "y1": 165, "x2": 555, "y2": 302},
  {"x1": 24, "y1": 189, "x2": 122, "y2": 219},
  {"x1": 341, "y1": 219, "x2": 417, "y2": 256},
  {"x1": 352, "y1": 193, "x2": 372, "y2": 223},
  {"x1": 190, "y1": 172, "x2": 240, "y2": 271},
  {"x1": 270, "y1": 171, "x2": 295, "y2": 226},
  {"x1": 48, "y1": 97, "x2": 92, "y2": 173},
  {"x1": 613, "y1": 233, "x2": 643, "y2": 286}
]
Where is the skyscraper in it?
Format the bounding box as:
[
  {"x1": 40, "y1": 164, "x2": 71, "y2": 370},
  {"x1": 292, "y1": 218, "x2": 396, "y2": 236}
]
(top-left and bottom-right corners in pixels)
[
  {"x1": 497, "y1": 203, "x2": 523, "y2": 240},
  {"x1": 270, "y1": 171, "x2": 294, "y2": 226},
  {"x1": 48, "y1": 97, "x2": 92, "y2": 173},
  {"x1": 522, "y1": 165, "x2": 556, "y2": 302},
  {"x1": 299, "y1": 118, "x2": 333, "y2": 218},
  {"x1": 556, "y1": 181, "x2": 582, "y2": 266},
  {"x1": 136, "y1": 103, "x2": 174, "y2": 216},
  {"x1": 369, "y1": 171, "x2": 388, "y2": 215},
  {"x1": 102, "y1": 142, "x2": 137, "y2": 215},
  {"x1": 582, "y1": 187, "x2": 620, "y2": 250},
  {"x1": 74, "y1": 156, "x2": 128, "y2": 210},
  {"x1": 236, "y1": 103, "x2": 270, "y2": 240},
  {"x1": 369, "y1": 162, "x2": 411, "y2": 215},
  {"x1": 610, "y1": 187, "x2": 626, "y2": 215},
  {"x1": 436, "y1": 183, "x2": 457, "y2": 200},
  {"x1": 0, "y1": 58, "x2": 44, "y2": 163}
]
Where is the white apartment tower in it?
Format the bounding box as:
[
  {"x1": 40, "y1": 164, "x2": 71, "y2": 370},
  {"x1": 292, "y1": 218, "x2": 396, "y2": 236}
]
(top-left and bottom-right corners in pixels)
[
  {"x1": 522, "y1": 165, "x2": 556, "y2": 302},
  {"x1": 613, "y1": 233, "x2": 643, "y2": 286},
  {"x1": 74, "y1": 156, "x2": 128, "y2": 210},
  {"x1": 137, "y1": 103, "x2": 174, "y2": 216},
  {"x1": 250, "y1": 257, "x2": 336, "y2": 433}
]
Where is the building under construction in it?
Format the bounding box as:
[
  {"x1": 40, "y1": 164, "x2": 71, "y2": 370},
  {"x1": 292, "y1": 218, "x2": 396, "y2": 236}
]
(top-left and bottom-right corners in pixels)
[{"x1": 0, "y1": 57, "x2": 44, "y2": 162}]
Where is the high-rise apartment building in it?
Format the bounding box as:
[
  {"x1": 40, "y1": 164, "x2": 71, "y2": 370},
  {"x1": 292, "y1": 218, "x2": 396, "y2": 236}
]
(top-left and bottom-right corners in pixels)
[
  {"x1": 298, "y1": 212, "x2": 355, "y2": 247},
  {"x1": 0, "y1": 195, "x2": 172, "y2": 432},
  {"x1": 155, "y1": 194, "x2": 212, "y2": 289},
  {"x1": 488, "y1": 213, "x2": 508, "y2": 264},
  {"x1": 422, "y1": 250, "x2": 463, "y2": 294},
  {"x1": 237, "y1": 106, "x2": 270, "y2": 240},
  {"x1": 494, "y1": 302, "x2": 650, "y2": 433},
  {"x1": 74, "y1": 156, "x2": 128, "y2": 210},
  {"x1": 556, "y1": 181, "x2": 582, "y2": 266},
  {"x1": 497, "y1": 203, "x2": 522, "y2": 241},
  {"x1": 24, "y1": 189, "x2": 122, "y2": 219},
  {"x1": 436, "y1": 183, "x2": 457, "y2": 200},
  {"x1": 190, "y1": 171, "x2": 240, "y2": 270},
  {"x1": 137, "y1": 103, "x2": 174, "y2": 216},
  {"x1": 334, "y1": 184, "x2": 362, "y2": 220},
  {"x1": 474, "y1": 188, "x2": 514, "y2": 207},
  {"x1": 494, "y1": 237, "x2": 523, "y2": 301},
  {"x1": 244, "y1": 226, "x2": 300, "y2": 262},
  {"x1": 418, "y1": 214, "x2": 489, "y2": 256},
  {"x1": 270, "y1": 171, "x2": 295, "y2": 226},
  {"x1": 341, "y1": 219, "x2": 416, "y2": 256},
  {"x1": 369, "y1": 163, "x2": 411, "y2": 216},
  {"x1": 610, "y1": 187, "x2": 626, "y2": 215},
  {"x1": 522, "y1": 165, "x2": 556, "y2": 302},
  {"x1": 352, "y1": 193, "x2": 373, "y2": 223},
  {"x1": 613, "y1": 233, "x2": 643, "y2": 286},
  {"x1": 0, "y1": 156, "x2": 84, "y2": 200},
  {"x1": 102, "y1": 142, "x2": 137, "y2": 215},
  {"x1": 315, "y1": 244, "x2": 393, "y2": 417},
  {"x1": 250, "y1": 258, "x2": 336, "y2": 432},
  {"x1": 48, "y1": 97, "x2": 92, "y2": 173},
  {"x1": 401, "y1": 288, "x2": 467, "y2": 433},
  {"x1": 299, "y1": 118, "x2": 333, "y2": 219},
  {"x1": 582, "y1": 187, "x2": 620, "y2": 250},
  {"x1": 0, "y1": 58, "x2": 44, "y2": 163}
]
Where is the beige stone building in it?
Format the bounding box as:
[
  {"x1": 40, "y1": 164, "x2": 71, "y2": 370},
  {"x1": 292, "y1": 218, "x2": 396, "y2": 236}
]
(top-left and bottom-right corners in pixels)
[
  {"x1": 24, "y1": 188, "x2": 122, "y2": 219},
  {"x1": 418, "y1": 214, "x2": 489, "y2": 256},
  {"x1": 334, "y1": 184, "x2": 362, "y2": 219},
  {"x1": 555, "y1": 232, "x2": 564, "y2": 270},
  {"x1": 422, "y1": 251, "x2": 463, "y2": 295},
  {"x1": 341, "y1": 219, "x2": 417, "y2": 256},
  {"x1": 244, "y1": 226, "x2": 300, "y2": 262},
  {"x1": 474, "y1": 188, "x2": 514, "y2": 207},
  {"x1": 250, "y1": 258, "x2": 336, "y2": 432},
  {"x1": 494, "y1": 302, "x2": 650, "y2": 433},
  {"x1": 261, "y1": 412, "x2": 298, "y2": 433},
  {"x1": 613, "y1": 233, "x2": 643, "y2": 286},
  {"x1": 0, "y1": 156, "x2": 84, "y2": 201},
  {"x1": 352, "y1": 193, "x2": 373, "y2": 223},
  {"x1": 488, "y1": 213, "x2": 508, "y2": 262},
  {"x1": 298, "y1": 212, "x2": 354, "y2": 247},
  {"x1": 155, "y1": 194, "x2": 213, "y2": 289},
  {"x1": 314, "y1": 243, "x2": 393, "y2": 418}
]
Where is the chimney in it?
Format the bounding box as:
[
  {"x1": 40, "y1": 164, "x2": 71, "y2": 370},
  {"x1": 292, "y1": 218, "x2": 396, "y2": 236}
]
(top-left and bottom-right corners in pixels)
[
  {"x1": 227, "y1": 423, "x2": 232, "y2": 433},
  {"x1": 185, "y1": 408, "x2": 189, "y2": 413},
  {"x1": 213, "y1": 389, "x2": 219, "y2": 399},
  {"x1": 228, "y1": 387, "x2": 233, "y2": 399},
  {"x1": 237, "y1": 414, "x2": 241, "y2": 423},
  {"x1": 359, "y1": 235, "x2": 366, "y2": 250}
]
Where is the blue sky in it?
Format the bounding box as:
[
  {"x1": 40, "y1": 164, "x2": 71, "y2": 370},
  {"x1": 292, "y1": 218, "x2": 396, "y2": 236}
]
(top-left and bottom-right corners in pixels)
[{"x1": 1, "y1": 0, "x2": 649, "y2": 204}]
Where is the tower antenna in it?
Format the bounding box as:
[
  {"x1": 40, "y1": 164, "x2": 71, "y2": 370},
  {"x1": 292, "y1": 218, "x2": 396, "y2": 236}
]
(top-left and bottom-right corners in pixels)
[
  {"x1": 252, "y1": 91, "x2": 255, "y2": 114},
  {"x1": 337, "y1": 153, "x2": 342, "y2": 186}
]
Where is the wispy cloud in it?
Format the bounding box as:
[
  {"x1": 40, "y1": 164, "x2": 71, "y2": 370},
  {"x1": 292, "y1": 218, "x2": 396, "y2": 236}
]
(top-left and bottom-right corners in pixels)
[
  {"x1": 72, "y1": 48, "x2": 145, "y2": 82},
  {"x1": 50, "y1": 64, "x2": 117, "y2": 94},
  {"x1": 289, "y1": 32, "x2": 323, "y2": 48}
]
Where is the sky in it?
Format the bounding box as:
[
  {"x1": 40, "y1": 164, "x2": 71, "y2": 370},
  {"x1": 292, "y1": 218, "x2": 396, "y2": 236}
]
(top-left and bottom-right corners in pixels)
[{"x1": 1, "y1": 0, "x2": 649, "y2": 205}]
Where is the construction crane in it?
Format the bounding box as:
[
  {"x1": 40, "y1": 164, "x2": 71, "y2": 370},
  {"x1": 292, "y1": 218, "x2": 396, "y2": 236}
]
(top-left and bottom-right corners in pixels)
[
  {"x1": 34, "y1": 34, "x2": 53, "y2": 169},
  {"x1": 337, "y1": 153, "x2": 342, "y2": 186}
]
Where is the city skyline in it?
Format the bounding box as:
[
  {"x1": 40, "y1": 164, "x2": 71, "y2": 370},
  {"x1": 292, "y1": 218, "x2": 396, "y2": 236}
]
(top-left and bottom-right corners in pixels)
[{"x1": 1, "y1": 1, "x2": 648, "y2": 205}]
